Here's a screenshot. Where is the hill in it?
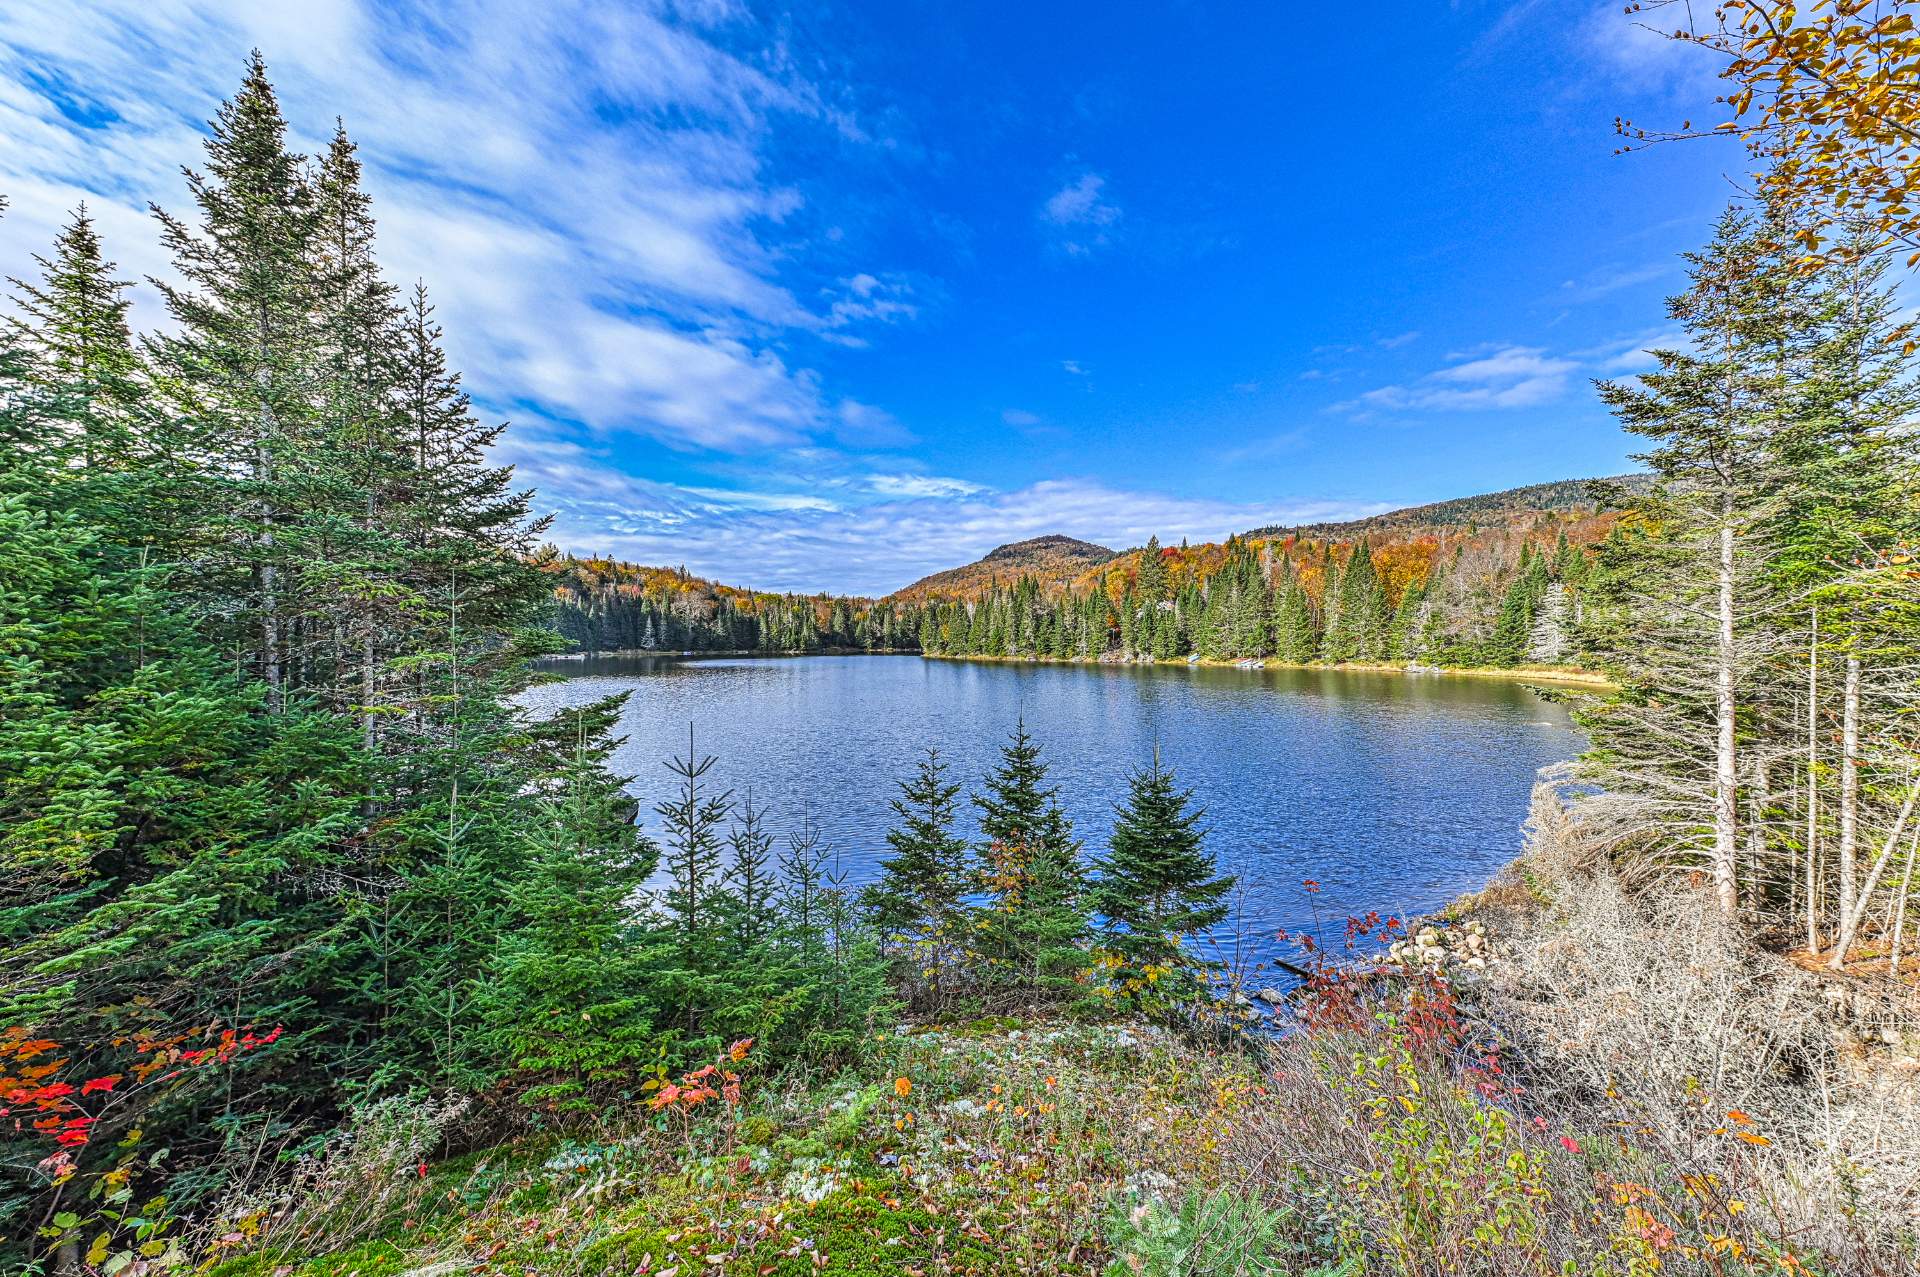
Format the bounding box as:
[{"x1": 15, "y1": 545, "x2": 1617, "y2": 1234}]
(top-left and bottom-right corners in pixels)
[
  {"x1": 888, "y1": 534, "x2": 1117, "y2": 601},
  {"x1": 1242, "y1": 474, "x2": 1649, "y2": 541}
]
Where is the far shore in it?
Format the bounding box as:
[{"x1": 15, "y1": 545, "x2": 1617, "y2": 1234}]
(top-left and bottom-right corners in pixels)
[{"x1": 549, "y1": 646, "x2": 1618, "y2": 690}]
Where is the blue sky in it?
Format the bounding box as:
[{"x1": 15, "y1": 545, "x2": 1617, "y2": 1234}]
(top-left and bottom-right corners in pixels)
[{"x1": 0, "y1": 1, "x2": 1733, "y2": 594}]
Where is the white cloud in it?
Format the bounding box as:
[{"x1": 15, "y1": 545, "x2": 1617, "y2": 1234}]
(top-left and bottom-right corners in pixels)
[
  {"x1": 1345, "y1": 345, "x2": 1578, "y2": 413},
  {"x1": 514, "y1": 451, "x2": 1389, "y2": 594},
  {"x1": 1039, "y1": 170, "x2": 1120, "y2": 256},
  {"x1": 1581, "y1": 2, "x2": 1723, "y2": 99},
  {"x1": 1001, "y1": 408, "x2": 1042, "y2": 427},
  {"x1": 864, "y1": 473, "x2": 984, "y2": 499},
  {"x1": 1061, "y1": 359, "x2": 1087, "y2": 376},
  {"x1": 0, "y1": 0, "x2": 908, "y2": 454}
]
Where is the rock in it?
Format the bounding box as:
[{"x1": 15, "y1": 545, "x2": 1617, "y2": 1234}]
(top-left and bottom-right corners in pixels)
[{"x1": 1254, "y1": 987, "x2": 1287, "y2": 1005}]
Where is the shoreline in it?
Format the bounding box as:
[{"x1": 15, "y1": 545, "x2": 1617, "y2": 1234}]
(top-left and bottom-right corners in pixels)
[
  {"x1": 543, "y1": 646, "x2": 1617, "y2": 690},
  {"x1": 919, "y1": 650, "x2": 1618, "y2": 690}
]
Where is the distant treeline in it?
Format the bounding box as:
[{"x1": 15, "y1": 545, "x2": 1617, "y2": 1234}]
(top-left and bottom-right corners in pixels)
[
  {"x1": 541, "y1": 553, "x2": 924, "y2": 653},
  {"x1": 546, "y1": 515, "x2": 1621, "y2": 670},
  {"x1": 917, "y1": 523, "x2": 1607, "y2": 668}
]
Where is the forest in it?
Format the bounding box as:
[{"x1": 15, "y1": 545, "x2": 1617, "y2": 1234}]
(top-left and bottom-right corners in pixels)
[
  {"x1": 548, "y1": 504, "x2": 1619, "y2": 669},
  {"x1": 912, "y1": 522, "x2": 1605, "y2": 667},
  {"x1": 0, "y1": 58, "x2": 1242, "y2": 1272},
  {"x1": 542, "y1": 554, "x2": 921, "y2": 655},
  {"x1": 6, "y1": 2, "x2": 1920, "y2": 1273}
]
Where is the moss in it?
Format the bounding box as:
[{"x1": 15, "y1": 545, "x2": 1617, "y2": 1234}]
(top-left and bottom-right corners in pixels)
[
  {"x1": 206, "y1": 1240, "x2": 415, "y2": 1277},
  {"x1": 736, "y1": 1114, "x2": 781, "y2": 1146},
  {"x1": 574, "y1": 1223, "x2": 680, "y2": 1274},
  {"x1": 734, "y1": 1189, "x2": 998, "y2": 1276},
  {"x1": 956, "y1": 1015, "x2": 1026, "y2": 1037}
]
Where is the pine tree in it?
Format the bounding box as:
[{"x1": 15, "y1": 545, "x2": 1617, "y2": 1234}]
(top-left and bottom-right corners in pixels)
[
  {"x1": 975, "y1": 721, "x2": 1077, "y2": 859},
  {"x1": 655, "y1": 728, "x2": 732, "y2": 965},
  {"x1": 723, "y1": 790, "x2": 779, "y2": 950},
  {"x1": 150, "y1": 51, "x2": 324, "y2": 709},
  {"x1": 5, "y1": 205, "x2": 144, "y2": 475},
  {"x1": 864, "y1": 749, "x2": 972, "y2": 943},
  {"x1": 481, "y1": 772, "x2": 659, "y2": 1111},
  {"x1": 1092, "y1": 752, "x2": 1235, "y2": 1010},
  {"x1": 972, "y1": 724, "x2": 1091, "y2": 995},
  {"x1": 1587, "y1": 208, "x2": 1810, "y2": 917}
]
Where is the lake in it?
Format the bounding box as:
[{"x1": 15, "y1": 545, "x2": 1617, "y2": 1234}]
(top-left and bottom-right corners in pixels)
[{"x1": 519, "y1": 654, "x2": 1583, "y2": 959}]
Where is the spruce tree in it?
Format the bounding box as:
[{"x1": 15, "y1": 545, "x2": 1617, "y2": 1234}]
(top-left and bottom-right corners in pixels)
[
  {"x1": 972, "y1": 723, "x2": 1091, "y2": 995},
  {"x1": 150, "y1": 51, "x2": 323, "y2": 709},
  {"x1": 5, "y1": 205, "x2": 144, "y2": 475},
  {"x1": 1091, "y1": 752, "x2": 1235, "y2": 1009},
  {"x1": 865, "y1": 749, "x2": 972, "y2": 944}
]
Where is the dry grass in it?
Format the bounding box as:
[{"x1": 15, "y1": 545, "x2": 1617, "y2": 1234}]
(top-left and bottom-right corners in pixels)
[{"x1": 1471, "y1": 782, "x2": 1920, "y2": 1259}]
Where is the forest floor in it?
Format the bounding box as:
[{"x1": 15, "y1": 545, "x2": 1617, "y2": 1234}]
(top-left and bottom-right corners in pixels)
[{"x1": 197, "y1": 794, "x2": 1917, "y2": 1277}]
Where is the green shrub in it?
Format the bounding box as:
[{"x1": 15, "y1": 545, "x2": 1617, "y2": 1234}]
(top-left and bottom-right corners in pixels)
[{"x1": 1102, "y1": 1188, "x2": 1326, "y2": 1277}]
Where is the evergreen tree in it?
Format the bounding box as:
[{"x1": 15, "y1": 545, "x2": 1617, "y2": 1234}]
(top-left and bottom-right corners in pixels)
[
  {"x1": 972, "y1": 724, "x2": 1091, "y2": 995},
  {"x1": 149, "y1": 52, "x2": 324, "y2": 709},
  {"x1": 1586, "y1": 208, "x2": 1811, "y2": 917},
  {"x1": 4, "y1": 205, "x2": 144, "y2": 476},
  {"x1": 723, "y1": 790, "x2": 779, "y2": 950},
  {"x1": 481, "y1": 766, "x2": 659, "y2": 1111},
  {"x1": 1091, "y1": 752, "x2": 1235, "y2": 1010},
  {"x1": 864, "y1": 749, "x2": 972, "y2": 944}
]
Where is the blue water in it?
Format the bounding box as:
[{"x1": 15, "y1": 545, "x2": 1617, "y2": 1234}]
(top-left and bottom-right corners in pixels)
[{"x1": 519, "y1": 655, "x2": 1581, "y2": 959}]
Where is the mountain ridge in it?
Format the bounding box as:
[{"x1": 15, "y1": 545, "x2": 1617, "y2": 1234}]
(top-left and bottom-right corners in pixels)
[
  {"x1": 888, "y1": 534, "x2": 1117, "y2": 602},
  {"x1": 886, "y1": 475, "x2": 1644, "y2": 601}
]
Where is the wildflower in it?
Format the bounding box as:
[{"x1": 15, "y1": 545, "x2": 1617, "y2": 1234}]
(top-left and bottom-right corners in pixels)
[
  {"x1": 1560, "y1": 1135, "x2": 1581, "y2": 1153},
  {"x1": 894, "y1": 1077, "x2": 912, "y2": 1098}
]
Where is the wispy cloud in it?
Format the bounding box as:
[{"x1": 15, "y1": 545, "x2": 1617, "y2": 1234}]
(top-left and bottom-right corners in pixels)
[
  {"x1": 1039, "y1": 170, "x2": 1121, "y2": 256},
  {"x1": 1343, "y1": 344, "x2": 1578, "y2": 413},
  {"x1": 864, "y1": 473, "x2": 984, "y2": 499},
  {"x1": 0, "y1": 0, "x2": 913, "y2": 455},
  {"x1": 512, "y1": 443, "x2": 1387, "y2": 594},
  {"x1": 1001, "y1": 408, "x2": 1042, "y2": 427},
  {"x1": 1558, "y1": 262, "x2": 1669, "y2": 303},
  {"x1": 1580, "y1": 2, "x2": 1724, "y2": 99}
]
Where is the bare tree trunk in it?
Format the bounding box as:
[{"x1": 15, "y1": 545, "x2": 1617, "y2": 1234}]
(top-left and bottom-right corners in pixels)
[
  {"x1": 1746, "y1": 760, "x2": 1767, "y2": 922},
  {"x1": 1891, "y1": 826, "x2": 1919, "y2": 979},
  {"x1": 1712, "y1": 516, "x2": 1740, "y2": 917},
  {"x1": 1836, "y1": 656, "x2": 1862, "y2": 933},
  {"x1": 1806, "y1": 612, "x2": 1820, "y2": 952},
  {"x1": 1829, "y1": 780, "x2": 1920, "y2": 969},
  {"x1": 256, "y1": 385, "x2": 281, "y2": 712},
  {"x1": 363, "y1": 632, "x2": 377, "y2": 751}
]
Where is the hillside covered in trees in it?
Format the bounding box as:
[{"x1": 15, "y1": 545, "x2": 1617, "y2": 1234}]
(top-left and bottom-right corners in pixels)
[
  {"x1": 887, "y1": 533, "x2": 1117, "y2": 601},
  {"x1": 547, "y1": 489, "x2": 1623, "y2": 670},
  {"x1": 541, "y1": 552, "x2": 921, "y2": 654},
  {"x1": 907, "y1": 498, "x2": 1620, "y2": 669}
]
